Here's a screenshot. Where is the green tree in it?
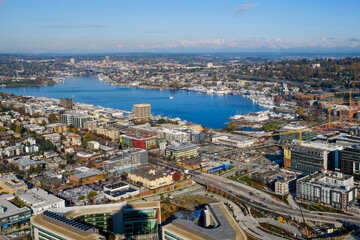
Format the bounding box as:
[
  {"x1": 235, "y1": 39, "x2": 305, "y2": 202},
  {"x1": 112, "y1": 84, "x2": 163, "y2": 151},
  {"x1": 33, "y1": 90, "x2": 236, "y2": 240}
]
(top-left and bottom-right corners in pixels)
[
  {"x1": 87, "y1": 191, "x2": 97, "y2": 203},
  {"x1": 78, "y1": 195, "x2": 85, "y2": 201},
  {"x1": 228, "y1": 123, "x2": 237, "y2": 132}
]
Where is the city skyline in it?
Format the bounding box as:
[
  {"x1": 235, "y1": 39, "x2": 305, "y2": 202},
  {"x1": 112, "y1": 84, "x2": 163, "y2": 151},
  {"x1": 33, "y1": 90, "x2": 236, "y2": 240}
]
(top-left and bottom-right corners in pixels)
[{"x1": 0, "y1": 0, "x2": 360, "y2": 53}]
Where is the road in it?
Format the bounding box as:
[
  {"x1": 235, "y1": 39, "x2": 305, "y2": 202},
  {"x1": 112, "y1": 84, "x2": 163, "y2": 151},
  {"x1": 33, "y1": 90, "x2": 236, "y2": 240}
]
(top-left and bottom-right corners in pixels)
[{"x1": 192, "y1": 172, "x2": 360, "y2": 227}]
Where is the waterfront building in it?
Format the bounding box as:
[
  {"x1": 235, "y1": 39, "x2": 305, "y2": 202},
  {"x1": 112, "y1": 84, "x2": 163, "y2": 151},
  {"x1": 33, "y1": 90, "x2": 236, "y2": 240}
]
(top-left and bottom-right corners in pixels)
[
  {"x1": 0, "y1": 174, "x2": 28, "y2": 194},
  {"x1": 133, "y1": 104, "x2": 151, "y2": 120},
  {"x1": 17, "y1": 188, "x2": 65, "y2": 215},
  {"x1": 296, "y1": 170, "x2": 357, "y2": 210},
  {"x1": 341, "y1": 145, "x2": 360, "y2": 181},
  {"x1": 31, "y1": 201, "x2": 160, "y2": 240},
  {"x1": 128, "y1": 165, "x2": 173, "y2": 189},
  {"x1": 165, "y1": 142, "x2": 198, "y2": 160},
  {"x1": 162, "y1": 202, "x2": 244, "y2": 240},
  {"x1": 0, "y1": 194, "x2": 32, "y2": 232},
  {"x1": 283, "y1": 144, "x2": 328, "y2": 174}
]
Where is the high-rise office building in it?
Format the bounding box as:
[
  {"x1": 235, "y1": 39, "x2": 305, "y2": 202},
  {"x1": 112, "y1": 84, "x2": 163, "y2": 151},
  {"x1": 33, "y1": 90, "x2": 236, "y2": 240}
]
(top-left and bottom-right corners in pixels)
[
  {"x1": 70, "y1": 58, "x2": 75, "y2": 64},
  {"x1": 134, "y1": 104, "x2": 151, "y2": 120}
]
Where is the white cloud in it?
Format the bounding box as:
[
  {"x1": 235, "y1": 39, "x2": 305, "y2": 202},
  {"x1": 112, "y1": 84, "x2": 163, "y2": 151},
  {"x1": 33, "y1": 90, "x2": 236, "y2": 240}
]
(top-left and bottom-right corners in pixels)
[
  {"x1": 117, "y1": 44, "x2": 123, "y2": 48},
  {"x1": 236, "y1": 4, "x2": 258, "y2": 15}
]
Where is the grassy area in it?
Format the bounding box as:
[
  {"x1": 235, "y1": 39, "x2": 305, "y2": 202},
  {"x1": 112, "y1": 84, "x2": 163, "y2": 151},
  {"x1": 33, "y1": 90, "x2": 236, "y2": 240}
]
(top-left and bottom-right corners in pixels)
[
  {"x1": 269, "y1": 192, "x2": 289, "y2": 204},
  {"x1": 160, "y1": 202, "x2": 179, "y2": 222},
  {"x1": 298, "y1": 202, "x2": 352, "y2": 215},
  {"x1": 259, "y1": 222, "x2": 293, "y2": 238},
  {"x1": 229, "y1": 174, "x2": 288, "y2": 204},
  {"x1": 4, "y1": 80, "x2": 56, "y2": 87},
  {"x1": 250, "y1": 208, "x2": 266, "y2": 218}
]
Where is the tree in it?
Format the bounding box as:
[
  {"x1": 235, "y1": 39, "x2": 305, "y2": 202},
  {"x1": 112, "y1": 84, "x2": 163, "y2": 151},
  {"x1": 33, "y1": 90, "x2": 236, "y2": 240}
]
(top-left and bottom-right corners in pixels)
[
  {"x1": 48, "y1": 113, "x2": 57, "y2": 123},
  {"x1": 15, "y1": 125, "x2": 23, "y2": 133},
  {"x1": 160, "y1": 195, "x2": 165, "y2": 201},
  {"x1": 87, "y1": 191, "x2": 97, "y2": 202},
  {"x1": 172, "y1": 171, "x2": 181, "y2": 181},
  {"x1": 183, "y1": 173, "x2": 188, "y2": 180},
  {"x1": 228, "y1": 123, "x2": 236, "y2": 132},
  {"x1": 78, "y1": 195, "x2": 85, "y2": 201},
  {"x1": 298, "y1": 107, "x2": 303, "y2": 116}
]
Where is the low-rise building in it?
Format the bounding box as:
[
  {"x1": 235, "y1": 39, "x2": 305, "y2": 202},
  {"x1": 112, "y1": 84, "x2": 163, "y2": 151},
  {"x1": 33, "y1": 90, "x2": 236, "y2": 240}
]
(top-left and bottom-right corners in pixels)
[
  {"x1": 103, "y1": 182, "x2": 139, "y2": 201},
  {"x1": 87, "y1": 141, "x2": 100, "y2": 150},
  {"x1": 296, "y1": 170, "x2": 357, "y2": 210},
  {"x1": 128, "y1": 166, "x2": 173, "y2": 189},
  {"x1": 103, "y1": 148, "x2": 148, "y2": 173},
  {"x1": 0, "y1": 174, "x2": 28, "y2": 194},
  {"x1": 70, "y1": 167, "x2": 104, "y2": 185},
  {"x1": 275, "y1": 177, "x2": 296, "y2": 195},
  {"x1": 165, "y1": 142, "x2": 198, "y2": 160},
  {"x1": 0, "y1": 194, "x2": 32, "y2": 232},
  {"x1": 17, "y1": 188, "x2": 65, "y2": 214}
]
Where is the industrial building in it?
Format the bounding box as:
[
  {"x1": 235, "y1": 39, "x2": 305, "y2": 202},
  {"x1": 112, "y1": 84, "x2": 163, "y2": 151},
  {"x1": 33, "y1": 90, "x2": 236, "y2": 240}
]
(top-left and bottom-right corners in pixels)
[{"x1": 296, "y1": 171, "x2": 357, "y2": 210}]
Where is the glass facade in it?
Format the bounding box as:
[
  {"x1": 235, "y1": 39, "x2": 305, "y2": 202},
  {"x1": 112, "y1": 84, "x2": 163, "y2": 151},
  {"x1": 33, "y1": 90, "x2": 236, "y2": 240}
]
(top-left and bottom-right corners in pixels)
[
  {"x1": 75, "y1": 213, "x2": 113, "y2": 233},
  {"x1": 123, "y1": 209, "x2": 158, "y2": 237},
  {"x1": 164, "y1": 231, "x2": 185, "y2": 240}
]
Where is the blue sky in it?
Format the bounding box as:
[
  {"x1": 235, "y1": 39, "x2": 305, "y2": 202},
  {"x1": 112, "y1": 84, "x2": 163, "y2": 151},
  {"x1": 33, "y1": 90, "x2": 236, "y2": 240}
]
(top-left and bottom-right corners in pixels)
[{"x1": 0, "y1": 0, "x2": 359, "y2": 53}]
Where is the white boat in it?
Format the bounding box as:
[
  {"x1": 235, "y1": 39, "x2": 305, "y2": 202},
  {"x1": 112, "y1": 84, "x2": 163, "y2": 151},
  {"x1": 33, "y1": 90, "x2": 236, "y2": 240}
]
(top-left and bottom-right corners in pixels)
[{"x1": 169, "y1": 97, "x2": 173, "y2": 99}]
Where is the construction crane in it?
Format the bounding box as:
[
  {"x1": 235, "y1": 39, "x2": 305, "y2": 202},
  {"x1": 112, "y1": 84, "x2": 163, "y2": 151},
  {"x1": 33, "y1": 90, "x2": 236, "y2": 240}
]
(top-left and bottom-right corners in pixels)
[
  {"x1": 265, "y1": 127, "x2": 312, "y2": 145},
  {"x1": 334, "y1": 90, "x2": 360, "y2": 123}
]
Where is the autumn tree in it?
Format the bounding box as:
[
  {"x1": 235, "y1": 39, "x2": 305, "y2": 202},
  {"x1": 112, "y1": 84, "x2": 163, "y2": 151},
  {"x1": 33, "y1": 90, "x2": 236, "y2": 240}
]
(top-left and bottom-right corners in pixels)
[{"x1": 172, "y1": 171, "x2": 181, "y2": 181}]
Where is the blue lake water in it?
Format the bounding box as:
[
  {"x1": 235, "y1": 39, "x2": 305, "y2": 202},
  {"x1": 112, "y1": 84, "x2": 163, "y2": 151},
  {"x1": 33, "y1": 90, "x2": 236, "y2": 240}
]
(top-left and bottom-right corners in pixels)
[{"x1": 1, "y1": 76, "x2": 265, "y2": 129}]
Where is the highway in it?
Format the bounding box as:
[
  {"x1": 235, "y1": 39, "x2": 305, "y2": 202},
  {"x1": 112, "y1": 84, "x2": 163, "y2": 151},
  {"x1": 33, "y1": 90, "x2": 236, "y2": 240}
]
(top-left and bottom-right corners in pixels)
[{"x1": 192, "y1": 172, "x2": 360, "y2": 227}]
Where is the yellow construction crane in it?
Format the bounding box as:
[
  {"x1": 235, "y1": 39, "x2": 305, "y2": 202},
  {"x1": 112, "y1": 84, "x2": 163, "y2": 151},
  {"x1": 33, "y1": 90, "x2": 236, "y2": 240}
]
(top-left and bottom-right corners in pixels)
[
  {"x1": 334, "y1": 90, "x2": 360, "y2": 123},
  {"x1": 265, "y1": 127, "x2": 312, "y2": 145}
]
